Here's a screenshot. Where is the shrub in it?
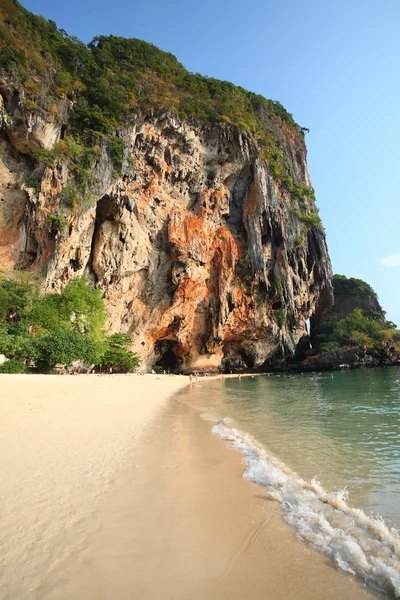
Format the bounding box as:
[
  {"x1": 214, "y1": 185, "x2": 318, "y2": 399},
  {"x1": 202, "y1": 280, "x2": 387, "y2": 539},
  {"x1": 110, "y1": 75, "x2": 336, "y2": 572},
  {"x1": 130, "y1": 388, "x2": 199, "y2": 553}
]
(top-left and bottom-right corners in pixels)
[
  {"x1": 0, "y1": 359, "x2": 26, "y2": 373},
  {"x1": 24, "y1": 175, "x2": 41, "y2": 193},
  {"x1": 61, "y1": 183, "x2": 80, "y2": 209},
  {"x1": 110, "y1": 136, "x2": 124, "y2": 171},
  {"x1": 313, "y1": 307, "x2": 399, "y2": 353},
  {"x1": 48, "y1": 214, "x2": 69, "y2": 230},
  {"x1": 291, "y1": 209, "x2": 323, "y2": 231},
  {"x1": 275, "y1": 309, "x2": 286, "y2": 328},
  {"x1": 293, "y1": 235, "x2": 304, "y2": 248}
]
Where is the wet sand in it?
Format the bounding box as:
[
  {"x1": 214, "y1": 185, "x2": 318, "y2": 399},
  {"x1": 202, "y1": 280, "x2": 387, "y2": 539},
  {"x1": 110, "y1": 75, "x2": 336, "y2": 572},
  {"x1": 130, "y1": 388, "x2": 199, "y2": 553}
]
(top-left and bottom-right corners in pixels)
[{"x1": 0, "y1": 377, "x2": 381, "y2": 600}]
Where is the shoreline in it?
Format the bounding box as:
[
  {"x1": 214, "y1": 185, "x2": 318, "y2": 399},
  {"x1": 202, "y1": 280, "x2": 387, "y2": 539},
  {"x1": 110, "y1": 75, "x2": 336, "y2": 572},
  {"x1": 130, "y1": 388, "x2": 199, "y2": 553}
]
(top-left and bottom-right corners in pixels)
[{"x1": 0, "y1": 374, "x2": 383, "y2": 599}]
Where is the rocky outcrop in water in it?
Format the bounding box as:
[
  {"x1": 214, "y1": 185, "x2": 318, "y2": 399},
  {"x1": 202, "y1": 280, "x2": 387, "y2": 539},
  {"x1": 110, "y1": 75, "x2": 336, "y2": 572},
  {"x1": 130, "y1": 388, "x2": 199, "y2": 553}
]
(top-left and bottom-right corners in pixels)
[{"x1": 292, "y1": 275, "x2": 400, "y2": 371}]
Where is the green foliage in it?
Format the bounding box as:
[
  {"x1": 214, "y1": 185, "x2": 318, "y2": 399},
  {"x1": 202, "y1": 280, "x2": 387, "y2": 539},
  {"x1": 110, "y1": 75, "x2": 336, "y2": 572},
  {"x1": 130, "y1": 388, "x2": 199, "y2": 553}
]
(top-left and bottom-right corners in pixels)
[
  {"x1": 313, "y1": 274, "x2": 399, "y2": 355},
  {"x1": 0, "y1": 274, "x2": 37, "y2": 322},
  {"x1": 300, "y1": 213, "x2": 323, "y2": 229},
  {"x1": 0, "y1": 0, "x2": 93, "y2": 101},
  {"x1": 0, "y1": 275, "x2": 136, "y2": 372},
  {"x1": 48, "y1": 213, "x2": 68, "y2": 230},
  {"x1": 60, "y1": 183, "x2": 80, "y2": 209},
  {"x1": 33, "y1": 328, "x2": 102, "y2": 371},
  {"x1": 110, "y1": 136, "x2": 124, "y2": 171},
  {"x1": 32, "y1": 138, "x2": 83, "y2": 167},
  {"x1": 314, "y1": 308, "x2": 399, "y2": 352},
  {"x1": 99, "y1": 333, "x2": 140, "y2": 373},
  {"x1": 29, "y1": 277, "x2": 106, "y2": 337},
  {"x1": 0, "y1": 322, "x2": 37, "y2": 360},
  {"x1": 2, "y1": 0, "x2": 314, "y2": 209},
  {"x1": 0, "y1": 358, "x2": 26, "y2": 373},
  {"x1": 24, "y1": 174, "x2": 41, "y2": 193},
  {"x1": 332, "y1": 275, "x2": 377, "y2": 300},
  {"x1": 275, "y1": 309, "x2": 286, "y2": 328},
  {"x1": 1, "y1": 1, "x2": 305, "y2": 140},
  {"x1": 290, "y1": 183, "x2": 315, "y2": 202},
  {"x1": 293, "y1": 235, "x2": 304, "y2": 248},
  {"x1": 291, "y1": 209, "x2": 323, "y2": 230},
  {"x1": 32, "y1": 138, "x2": 99, "y2": 211}
]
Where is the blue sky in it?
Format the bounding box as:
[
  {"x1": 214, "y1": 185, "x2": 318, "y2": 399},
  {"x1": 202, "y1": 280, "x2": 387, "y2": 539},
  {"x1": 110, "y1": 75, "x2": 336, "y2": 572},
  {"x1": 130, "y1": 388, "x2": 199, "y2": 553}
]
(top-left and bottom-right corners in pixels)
[{"x1": 23, "y1": 0, "x2": 400, "y2": 322}]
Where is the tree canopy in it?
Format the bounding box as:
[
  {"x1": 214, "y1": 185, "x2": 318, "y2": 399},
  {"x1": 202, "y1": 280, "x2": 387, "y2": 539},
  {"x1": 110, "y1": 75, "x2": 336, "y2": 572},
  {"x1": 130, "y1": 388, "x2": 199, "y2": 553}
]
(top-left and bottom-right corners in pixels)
[{"x1": 0, "y1": 274, "x2": 140, "y2": 373}]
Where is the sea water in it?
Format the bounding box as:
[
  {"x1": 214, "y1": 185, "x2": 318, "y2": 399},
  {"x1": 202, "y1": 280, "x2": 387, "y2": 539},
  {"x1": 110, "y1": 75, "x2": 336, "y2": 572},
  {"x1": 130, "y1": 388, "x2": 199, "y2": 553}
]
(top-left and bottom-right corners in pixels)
[{"x1": 185, "y1": 367, "x2": 400, "y2": 597}]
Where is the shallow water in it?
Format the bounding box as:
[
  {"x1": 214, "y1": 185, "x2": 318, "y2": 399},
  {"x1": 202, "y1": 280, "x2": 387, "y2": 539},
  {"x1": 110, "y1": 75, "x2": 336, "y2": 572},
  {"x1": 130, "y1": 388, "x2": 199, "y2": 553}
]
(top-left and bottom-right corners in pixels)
[{"x1": 183, "y1": 367, "x2": 400, "y2": 597}]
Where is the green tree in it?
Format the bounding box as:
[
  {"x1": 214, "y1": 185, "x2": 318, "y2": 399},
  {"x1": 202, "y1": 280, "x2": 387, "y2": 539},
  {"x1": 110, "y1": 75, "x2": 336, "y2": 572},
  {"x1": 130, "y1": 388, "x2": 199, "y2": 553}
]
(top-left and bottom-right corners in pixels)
[
  {"x1": 33, "y1": 328, "x2": 102, "y2": 371},
  {"x1": 0, "y1": 276, "x2": 37, "y2": 322},
  {"x1": 29, "y1": 277, "x2": 106, "y2": 337},
  {"x1": 99, "y1": 333, "x2": 140, "y2": 373}
]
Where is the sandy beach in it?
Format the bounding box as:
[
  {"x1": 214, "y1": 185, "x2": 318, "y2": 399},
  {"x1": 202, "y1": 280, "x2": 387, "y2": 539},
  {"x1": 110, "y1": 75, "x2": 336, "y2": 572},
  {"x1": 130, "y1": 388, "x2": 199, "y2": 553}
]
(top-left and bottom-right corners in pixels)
[
  {"x1": 0, "y1": 374, "x2": 189, "y2": 599},
  {"x1": 0, "y1": 375, "x2": 382, "y2": 599}
]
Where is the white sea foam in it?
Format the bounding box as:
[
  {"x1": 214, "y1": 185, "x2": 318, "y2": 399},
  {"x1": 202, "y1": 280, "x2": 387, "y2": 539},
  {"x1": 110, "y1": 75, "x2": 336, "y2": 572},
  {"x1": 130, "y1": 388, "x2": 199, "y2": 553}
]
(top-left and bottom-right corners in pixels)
[{"x1": 212, "y1": 420, "x2": 400, "y2": 598}]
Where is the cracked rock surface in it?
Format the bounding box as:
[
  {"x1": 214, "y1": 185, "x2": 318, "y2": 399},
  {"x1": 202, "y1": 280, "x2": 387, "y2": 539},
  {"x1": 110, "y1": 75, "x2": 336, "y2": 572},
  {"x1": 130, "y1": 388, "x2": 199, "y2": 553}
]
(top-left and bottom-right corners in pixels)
[{"x1": 0, "y1": 98, "x2": 332, "y2": 372}]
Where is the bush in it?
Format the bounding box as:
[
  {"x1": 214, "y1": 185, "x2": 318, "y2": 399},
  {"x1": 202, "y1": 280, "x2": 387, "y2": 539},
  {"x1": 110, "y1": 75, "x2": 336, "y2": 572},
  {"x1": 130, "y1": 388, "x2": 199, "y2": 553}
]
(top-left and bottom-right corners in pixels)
[
  {"x1": 0, "y1": 359, "x2": 26, "y2": 374},
  {"x1": 293, "y1": 235, "x2": 304, "y2": 248},
  {"x1": 291, "y1": 209, "x2": 323, "y2": 231},
  {"x1": 275, "y1": 309, "x2": 286, "y2": 328},
  {"x1": 48, "y1": 214, "x2": 69, "y2": 231},
  {"x1": 24, "y1": 175, "x2": 41, "y2": 193},
  {"x1": 110, "y1": 136, "x2": 124, "y2": 171}
]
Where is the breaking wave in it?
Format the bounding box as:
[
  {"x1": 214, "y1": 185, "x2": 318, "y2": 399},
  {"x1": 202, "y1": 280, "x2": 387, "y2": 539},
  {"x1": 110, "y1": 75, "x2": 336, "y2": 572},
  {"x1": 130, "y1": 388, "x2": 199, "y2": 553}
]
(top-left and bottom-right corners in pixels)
[{"x1": 212, "y1": 419, "x2": 400, "y2": 598}]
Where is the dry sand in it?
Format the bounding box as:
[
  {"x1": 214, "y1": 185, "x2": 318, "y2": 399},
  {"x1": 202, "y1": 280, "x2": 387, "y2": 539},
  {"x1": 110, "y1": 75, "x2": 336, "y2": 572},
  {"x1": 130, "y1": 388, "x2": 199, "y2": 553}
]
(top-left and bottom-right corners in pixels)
[
  {"x1": 0, "y1": 373, "x2": 189, "y2": 599},
  {"x1": 0, "y1": 375, "x2": 382, "y2": 599}
]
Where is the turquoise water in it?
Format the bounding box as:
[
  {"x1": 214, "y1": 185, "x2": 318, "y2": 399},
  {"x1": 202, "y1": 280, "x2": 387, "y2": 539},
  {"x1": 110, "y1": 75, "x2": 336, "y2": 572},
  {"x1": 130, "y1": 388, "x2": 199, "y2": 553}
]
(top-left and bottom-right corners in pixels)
[{"x1": 182, "y1": 367, "x2": 400, "y2": 596}]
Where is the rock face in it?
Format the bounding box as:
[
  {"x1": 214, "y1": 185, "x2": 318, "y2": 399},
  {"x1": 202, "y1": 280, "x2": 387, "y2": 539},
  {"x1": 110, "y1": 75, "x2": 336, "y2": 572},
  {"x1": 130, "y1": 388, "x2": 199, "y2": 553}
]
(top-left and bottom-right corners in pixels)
[
  {"x1": 294, "y1": 275, "x2": 400, "y2": 371},
  {"x1": 0, "y1": 93, "x2": 332, "y2": 371},
  {"x1": 298, "y1": 345, "x2": 400, "y2": 371},
  {"x1": 315, "y1": 274, "x2": 384, "y2": 323}
]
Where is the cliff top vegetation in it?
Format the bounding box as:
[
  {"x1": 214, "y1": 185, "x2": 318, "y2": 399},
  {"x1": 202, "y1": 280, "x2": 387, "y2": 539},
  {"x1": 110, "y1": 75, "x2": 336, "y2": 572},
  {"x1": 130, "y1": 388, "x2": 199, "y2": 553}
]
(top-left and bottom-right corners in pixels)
[
  {"x1": 332, "y1": 275, "x2": 379, "y2": 302},
  {"x1": 0, "y1": 0, "x2": 305, "y2": 140},
  {"x1": 0, "y1": 0, "x2": 321, "y2": 227}
]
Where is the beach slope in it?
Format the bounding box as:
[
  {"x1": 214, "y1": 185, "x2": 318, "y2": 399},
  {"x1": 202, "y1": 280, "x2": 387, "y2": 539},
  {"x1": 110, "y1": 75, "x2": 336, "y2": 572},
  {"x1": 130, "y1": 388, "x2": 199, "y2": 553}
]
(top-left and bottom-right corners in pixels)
[{"x1": 0, "y1": 374, "x2": 189, "y2": 598}]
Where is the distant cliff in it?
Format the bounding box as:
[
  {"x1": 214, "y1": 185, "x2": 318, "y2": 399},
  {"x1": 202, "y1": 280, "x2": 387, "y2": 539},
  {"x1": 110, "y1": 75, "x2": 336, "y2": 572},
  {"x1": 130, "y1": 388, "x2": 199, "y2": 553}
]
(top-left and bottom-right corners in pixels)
[
  {"x1": 296, "y1": 275, "x2": 400, "y2": 370},
  {"x1": 0, "y1": 0, "x2": 332, "y2": 371}
]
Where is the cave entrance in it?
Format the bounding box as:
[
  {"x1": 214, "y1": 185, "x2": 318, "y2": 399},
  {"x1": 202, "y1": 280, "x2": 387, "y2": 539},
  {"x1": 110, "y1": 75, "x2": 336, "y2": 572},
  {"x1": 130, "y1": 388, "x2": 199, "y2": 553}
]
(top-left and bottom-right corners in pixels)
[{"x1": 154, "y1": 340, "x2": 181, "y2": 372}]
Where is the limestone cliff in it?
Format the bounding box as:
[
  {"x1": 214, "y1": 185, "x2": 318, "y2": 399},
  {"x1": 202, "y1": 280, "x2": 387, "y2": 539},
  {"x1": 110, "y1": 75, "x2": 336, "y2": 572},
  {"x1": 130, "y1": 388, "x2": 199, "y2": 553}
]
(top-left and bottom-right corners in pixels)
[
  {"x1": 295, "y1": 275, "x2": 400, "y2": 371},
  {"x1": 0, "y1": 2, "x2": 332, "y2": 372}
]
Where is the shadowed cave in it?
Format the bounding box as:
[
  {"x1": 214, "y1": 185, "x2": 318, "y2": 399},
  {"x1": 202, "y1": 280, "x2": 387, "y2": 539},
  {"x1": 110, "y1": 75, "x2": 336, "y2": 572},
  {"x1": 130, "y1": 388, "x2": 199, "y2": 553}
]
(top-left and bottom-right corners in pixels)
[{"x1": 154, "y1": 340, "x2": 181, "y2": 371}]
